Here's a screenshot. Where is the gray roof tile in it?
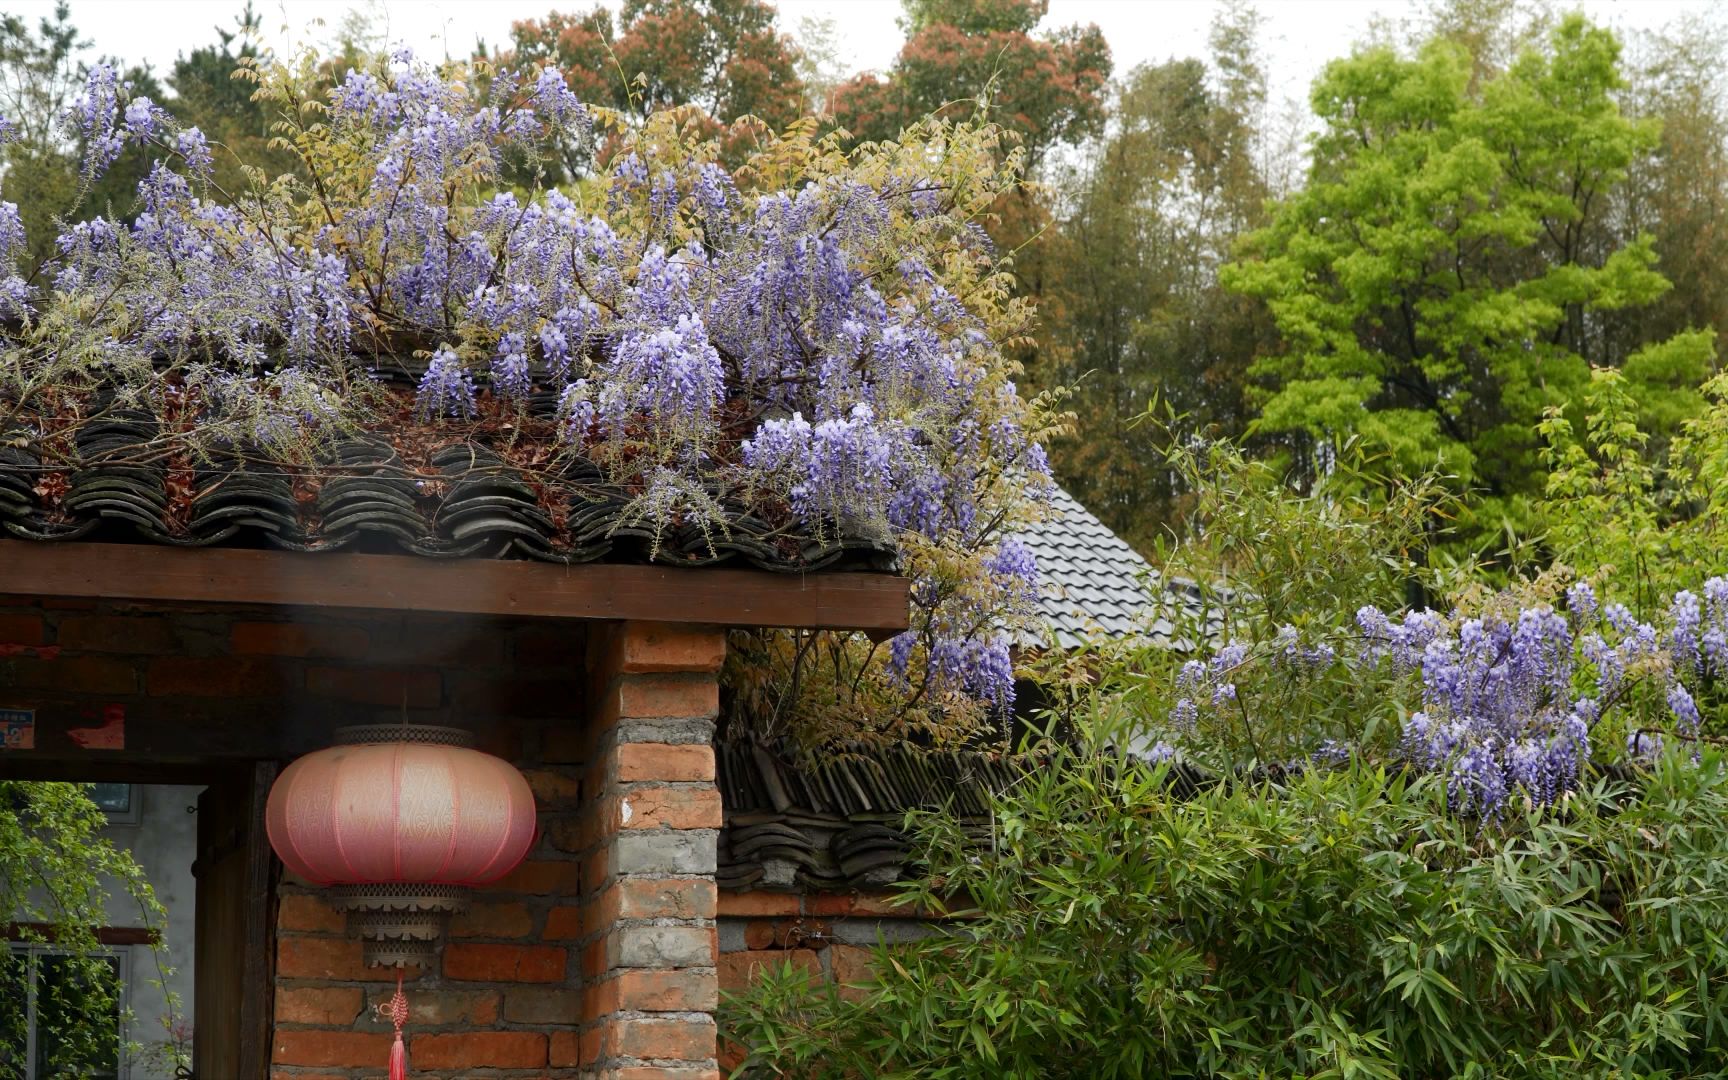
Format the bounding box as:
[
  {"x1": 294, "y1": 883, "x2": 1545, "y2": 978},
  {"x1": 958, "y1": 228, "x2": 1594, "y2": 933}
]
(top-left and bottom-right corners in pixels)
[{"x1": 1011, "y1": 484, "x2": 1208, "y2": 649}]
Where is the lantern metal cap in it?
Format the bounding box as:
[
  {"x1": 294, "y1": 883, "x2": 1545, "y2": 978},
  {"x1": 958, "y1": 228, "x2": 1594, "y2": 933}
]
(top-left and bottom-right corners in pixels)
[
  {"x1": 328, "y1": 883, "x2": 472, "y2": 913},
  {"x1": 330, "y1": 885, "x2": 472, "y2": 971},
  {"x1": 334, "y1": 723, "x2": 475, "y2": 748}
]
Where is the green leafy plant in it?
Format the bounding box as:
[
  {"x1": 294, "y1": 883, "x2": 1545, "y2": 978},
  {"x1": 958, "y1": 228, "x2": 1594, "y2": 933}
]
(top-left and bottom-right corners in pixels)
[
  {"x1": 724, "y1": 736, "x2": 1728, "y2": 1078},
  {"x1": 0, "y1": 781, "x2": 181, "y2": 1077},
  {"x1": 1539, "y1": 361, "x2": 1728, "y2": 617},
  {"x1": 1045, "y1": 430, "x2": 1461, "y2": 771}
]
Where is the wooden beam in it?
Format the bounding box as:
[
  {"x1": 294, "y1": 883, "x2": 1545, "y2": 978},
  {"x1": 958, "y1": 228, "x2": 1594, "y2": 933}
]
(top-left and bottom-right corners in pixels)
[
  {"x1": 0, "y1": 540, "x2": 911, "y2": 632},
  {"x1": 7, "y1": 923, "x2": 161, "y2": 946}
]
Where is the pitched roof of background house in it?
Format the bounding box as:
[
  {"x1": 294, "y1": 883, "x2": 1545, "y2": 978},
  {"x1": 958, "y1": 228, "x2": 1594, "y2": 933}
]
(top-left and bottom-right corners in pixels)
[
  {"x1": 1014, "y1": 483, "x2": 1208, "y2": 649},
  {"x1": 717, "y1": 488, "x2": 1226, "y2": 893}
]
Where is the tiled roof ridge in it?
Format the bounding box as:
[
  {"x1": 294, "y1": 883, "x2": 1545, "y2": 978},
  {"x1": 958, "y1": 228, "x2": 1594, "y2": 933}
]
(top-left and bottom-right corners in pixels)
[
  {"x1": 0, "y1": 422, "x2": 896, "y2": 571},
  {"x1": 716, "y1": 737, "x2": 1215, "y2": 893},
  {"x1": 716, "y1": 738, "x2": 1025, "y2": 892}
]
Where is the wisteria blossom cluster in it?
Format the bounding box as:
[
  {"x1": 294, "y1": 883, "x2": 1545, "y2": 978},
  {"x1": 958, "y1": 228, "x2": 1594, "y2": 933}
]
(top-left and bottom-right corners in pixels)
[
  {"x1": 1162, "y1": 578, "x2": 1727, "y2": 818},
  {"x1": 0, "y1": 49, "x2": 1052, "y2": 718},
  {"x1": 1365, "y1": 605, "x2": 1593, "y2": 816}
]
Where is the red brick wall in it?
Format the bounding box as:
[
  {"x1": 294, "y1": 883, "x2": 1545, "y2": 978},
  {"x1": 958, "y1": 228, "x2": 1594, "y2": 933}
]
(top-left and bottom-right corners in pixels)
[
  {"x1": 271, "y1": 712, "x2": 590, "y2": 1080},
  {"x1": 0, "y1": 600, "x2": 732, "y2": 1079},
  {"x1": 0, "y1": 595, "x2": 581, "y2": 762},
  {"x1": 273, "y1": 881, "x2": 585, "y2": 1078},
  {"x1": 715, "y1": 890, "x2": 939, "y2": 1001}
]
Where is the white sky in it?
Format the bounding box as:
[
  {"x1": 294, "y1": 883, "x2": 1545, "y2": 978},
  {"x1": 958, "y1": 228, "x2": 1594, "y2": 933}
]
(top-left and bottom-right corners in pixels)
[{"x1": 8, "y1": 0, "x2": 1722, "y2": 109}]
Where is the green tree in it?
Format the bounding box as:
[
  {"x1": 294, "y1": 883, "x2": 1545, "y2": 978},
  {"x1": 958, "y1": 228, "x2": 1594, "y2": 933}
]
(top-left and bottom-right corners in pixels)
[
  {"x1": 1030, "y1": 3, "x2": 1275, "y2": 548},
  {"x1": 1222, "y1": 14, "x2": 1715, "y2": 539},
  {"x1": 789, "y1": 14, "x2": 845, "y2": 114},
  {"x1": 501, "y1": 0, "x2": 807, "y2": 169},
  {"x1": 163, "y1": 2, "x2": 300, "y2": 192},
  {"x1": 1, "y1": 782, "x2": 175, "y2": 1076},
  {"x1": 0, "y1": 2, "x2": 159, "y2": 269},
  {"x1": 1614, "y1": 15, "x2": 1728, "y2": 374},
  {"x1": 830, "y1": 0, "x2": 1109, "y2": 174},
  {"x1": 1539, "y1": 364, "x2": 1728, "y2": 617}
]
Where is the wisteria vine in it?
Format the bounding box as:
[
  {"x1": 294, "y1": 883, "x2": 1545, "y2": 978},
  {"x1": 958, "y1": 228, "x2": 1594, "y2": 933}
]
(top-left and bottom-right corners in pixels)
[
  {"x1": 0, "y1": 49, "x2": 1053, "y2": 720},
  {"x1": 1163, "y1": 578, "x2": 1728, "y2": 819}
]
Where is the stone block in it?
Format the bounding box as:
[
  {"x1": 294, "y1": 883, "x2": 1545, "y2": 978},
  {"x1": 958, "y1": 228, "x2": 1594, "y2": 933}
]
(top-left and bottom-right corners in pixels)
[
  {"x1": 607, "y1": 924, "x2": 712, "y2": 969},
  {"x1": 612, "y1": 830, "x2": 717, "y2": 875}
]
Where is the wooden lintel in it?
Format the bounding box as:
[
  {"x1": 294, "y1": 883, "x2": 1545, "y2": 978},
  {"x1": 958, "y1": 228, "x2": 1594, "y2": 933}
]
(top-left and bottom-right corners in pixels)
[{"x1": 0, "y1": 540, "x2": 911, "y2": 632}]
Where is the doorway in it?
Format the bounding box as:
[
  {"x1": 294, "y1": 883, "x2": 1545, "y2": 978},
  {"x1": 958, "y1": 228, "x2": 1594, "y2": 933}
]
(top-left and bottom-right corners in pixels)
[{"x1": 0, "y1": 762, "x2": 277, "y2": 1080}]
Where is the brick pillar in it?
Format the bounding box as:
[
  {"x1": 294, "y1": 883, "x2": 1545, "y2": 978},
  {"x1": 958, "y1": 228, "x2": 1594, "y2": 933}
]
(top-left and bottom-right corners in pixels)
[{"x1": 576, "y1": 621, "x2": 725, "y2": 1080}]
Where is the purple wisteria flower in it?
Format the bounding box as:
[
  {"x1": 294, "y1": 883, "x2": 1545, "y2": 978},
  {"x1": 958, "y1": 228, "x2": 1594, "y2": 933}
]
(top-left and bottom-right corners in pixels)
[
  {"x1": 1627, "y1": 729, "x2": 1665, "y2": 761},
  {"x1": 491, "y1": 332, "x2": 533, "y2": 402},
  {"x1": 417, "y1": 347, "x2": 476, "y2": 419},
  {"x1": 1167, "y1": 646, "x2": 1255, "y2": 732},
  {"x1": 527, "y1": 66, "x2": 588, "y2": 134},
  {"x1": 1356, "y1": 606, "x2": 1443, "y2": 669},
  {"x1": 173, "y1": 128, "x2": 213, "y2": 175},
  {"x1": 1605, "y1": 603, "x2": 1638, "y2": 635},
  {"x1": 68, "y1": 65, "x2": 124, "y2": 177},
  {"x1": 26, "y1": 47, "x2": 1056, "y2": 721},
  {"x1": 0, "y1": 201, "x2": 28, "y2": 313},
  {"x1": 927, "y1": 633, "x2": 1016, "y2": 706},
  {"x1": 694, "y1": 162, "x2": 738, "y2": 224},
  {"x1": 1274, "y1": 624, "x2": 1337, "y2": 672},
  {"x1": 570, "y1": 312, "x2": 724, "y2": 453},
  {"x1": 744, "y1": 404, "x2": 902, "y2": 527},
  {"x1": 1671, "y1": 591, "x2": 1703, "y2": 675},
  {"x1": 1144, "y1": 741, "x2": 1178, "y2": 765},
  {"x1": 1343, "y1": 580, "x2": 1728, "y2": 811},
  {"x1": 122, "y1": 96, "x2": 169, "y2": 143},
  {"x1": 1387, "y1": 605, "x2": 1592, "y2": 816},
  {"x1": 1313, "y1": 739, "x2": 1353, "y2": 767},
  {"x1": 1668, "y1": 683, "x2": 1702, "y2": 742}
]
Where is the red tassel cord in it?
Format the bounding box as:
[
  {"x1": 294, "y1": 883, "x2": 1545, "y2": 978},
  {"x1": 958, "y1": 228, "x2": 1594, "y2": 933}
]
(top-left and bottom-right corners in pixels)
[{"x1": 388, "y1": 971, "x2": 409, "y2": 1080}]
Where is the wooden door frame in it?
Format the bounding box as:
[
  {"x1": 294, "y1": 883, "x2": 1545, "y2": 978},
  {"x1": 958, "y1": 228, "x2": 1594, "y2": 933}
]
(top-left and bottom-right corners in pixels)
[{"x1": 236, "y1": 761, "x2": 278, "y2": 1080}]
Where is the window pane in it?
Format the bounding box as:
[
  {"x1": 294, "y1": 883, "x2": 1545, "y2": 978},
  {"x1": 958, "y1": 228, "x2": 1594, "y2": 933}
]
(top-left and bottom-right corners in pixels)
[
  {"x1": 84, "y1": 784, "x2": 132, "y2": 815},
  {"x1": 33, "y1": 954, "x2": 121, "y2": 1080},
  {"x1": 0, "y1": 950, "x2": 27, "y2": 1080}
]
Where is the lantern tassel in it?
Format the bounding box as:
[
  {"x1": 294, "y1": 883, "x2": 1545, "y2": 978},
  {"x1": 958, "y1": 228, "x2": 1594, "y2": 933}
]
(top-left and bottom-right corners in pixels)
[{"x1": 388, "y1": 970, "x2": 409, "y2": 1080}]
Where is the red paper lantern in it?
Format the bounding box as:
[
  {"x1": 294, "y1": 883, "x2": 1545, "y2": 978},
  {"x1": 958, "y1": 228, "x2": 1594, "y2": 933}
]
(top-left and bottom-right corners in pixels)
[
  {"x1": 267, "y1": 725, "x2": 538, "y2": 1080},
  {"x1": 266, "y1": 725, "x2": 537, "y2": 967}
]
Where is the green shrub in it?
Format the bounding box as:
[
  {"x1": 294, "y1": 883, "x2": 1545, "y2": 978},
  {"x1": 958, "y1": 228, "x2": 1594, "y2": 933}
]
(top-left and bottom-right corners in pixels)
[
  {"x1": 1540, "y1": 365, "x2": 1728, "y2": 618},
  {"x1": 722, "y1": 740, "x2": 1728, "y2": 1078}
]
